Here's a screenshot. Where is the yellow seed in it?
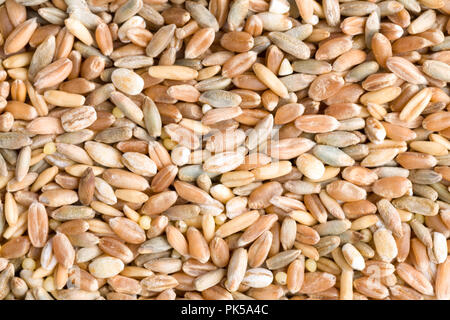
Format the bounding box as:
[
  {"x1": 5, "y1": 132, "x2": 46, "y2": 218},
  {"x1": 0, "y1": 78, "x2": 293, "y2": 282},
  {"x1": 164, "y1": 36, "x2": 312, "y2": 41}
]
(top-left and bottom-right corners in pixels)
[
  {"x1": 22, "y1": 258, "x2": 36, "y2": 271},
  {"x1": 43, "y1": 276, "x2": 56, "y2": 292},
  {"x1": 139, "y1": 215, "x2": 151, "y2": 230},
  {"x1": 360, "y1": 229, "x2": 372, "y2": 242},
  {"x1": 176, "y1": 220, "x2": 188, "y2": 233},
  {"x1": 43, "y1": 142, "x2": 56, "y2": 155},
  {"x1": 163, "y1": 138, "x2": 177, "y2": 150},
  {"x1": 214, "y1": 213, "x2": 227, "y2": 225},
  {"x1": 275, "y1": 271, "x2": 287, "y2": 285},
  {"x1": 415, "y1": 213, "x2": 424, "y2": 224},
  {"x1": 112, "y1": 107, "x2": 124, "y2": 118},
  {"x1": 305, "y1": 258, "x2": 317, "y2": 272}
]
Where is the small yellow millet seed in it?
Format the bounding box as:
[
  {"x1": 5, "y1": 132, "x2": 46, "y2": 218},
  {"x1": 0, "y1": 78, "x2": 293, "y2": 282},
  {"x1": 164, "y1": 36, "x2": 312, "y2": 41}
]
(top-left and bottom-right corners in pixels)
[
  {"x1": 139, "y1": 215, "x2": 151, "y2": 230},
  {"x1": 22, "y1": 258, "x2": 36, "y2": 271},
  {"x1": 360, "y1": 229, "x2": 372, "y2": 243},
  {"x1": 163, "y1": 138, "x2": 177, "y2": 150},
  {"x1": 43, "y1": 142, "x2": 56, "y2": 155},
  {"x1": 275, "y1": 271, "x2": 287, "y2": 285},
  {"x1": 305, "y1": 259, "x2": 317, "y2": 272},
  {"x1": 415, "y1": 214, "x2": 425, "y2": 224},
  {"x1": 176, "y1": 220, "x2": 188, "y2": 233},
  {"x1": 112, "y1": 107, "x2": 124, "y2": 118}
]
